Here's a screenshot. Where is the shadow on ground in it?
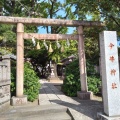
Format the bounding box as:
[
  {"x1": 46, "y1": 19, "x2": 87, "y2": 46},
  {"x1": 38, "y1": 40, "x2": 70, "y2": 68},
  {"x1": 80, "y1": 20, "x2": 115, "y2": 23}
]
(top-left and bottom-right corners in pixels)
[
  {"x1": 39, "y1": 81, "x2": 103, "y2": 120},
  {"x1": 50, "y1": 99, "x2": 103, "y2": 120}
]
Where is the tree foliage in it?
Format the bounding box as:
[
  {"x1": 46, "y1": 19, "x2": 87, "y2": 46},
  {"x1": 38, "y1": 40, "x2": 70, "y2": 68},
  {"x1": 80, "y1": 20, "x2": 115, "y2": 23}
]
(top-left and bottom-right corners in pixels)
[
  {"x1": 65, "y1": 0, "x2": 120, "y2": 64},
  {"x1": 67, "y1": 0, "x2": 120, "y2": 33}
]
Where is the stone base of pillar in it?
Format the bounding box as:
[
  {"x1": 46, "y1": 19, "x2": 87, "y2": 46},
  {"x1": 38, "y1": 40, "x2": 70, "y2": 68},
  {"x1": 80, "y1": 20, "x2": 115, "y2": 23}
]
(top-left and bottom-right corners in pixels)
[
  {"x1": 11, "y1": 95, "x2": 27, "y2": 106},
  {"x1": 77, "y1": 91, "x2": 93, "y2": 100},
  {"x1": 97, "y1": 112, "x2": 120, "y2": 120}
]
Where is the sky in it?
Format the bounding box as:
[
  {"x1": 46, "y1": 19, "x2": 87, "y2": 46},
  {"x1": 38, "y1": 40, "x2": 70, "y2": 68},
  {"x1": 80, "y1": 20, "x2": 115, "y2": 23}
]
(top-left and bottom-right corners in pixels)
[
  {"x1": 38, "y1": 26, "x2": 76, "y2": 34},
  {"x1": 38, "y1": 0, "x2": 76, "y2": 34}
]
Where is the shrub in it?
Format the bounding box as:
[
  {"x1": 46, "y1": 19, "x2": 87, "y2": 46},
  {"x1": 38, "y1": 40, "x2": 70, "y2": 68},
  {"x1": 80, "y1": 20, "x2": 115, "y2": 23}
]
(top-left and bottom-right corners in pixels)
[
  {"x1": 11, "y1": 62, "x2": 40, "y2": 102},
  {"x1": 62, "y1": 59, "x2": 101, "y2": 97},
  {"x1": 87, "y1": 75, "x2": 101, "y2": 94},
  {"x1": 11, "y1": 66, "x2": 16, "y2": 96},
  {"x1": 24, "y1": 63, "x2": 40, "y2": 101},
  {"x1": 11, "y1": 60, "x2": 16, "y2": 96},
  {"x1": 62, "y1": 59, "x2": 80, "y2": 96}
]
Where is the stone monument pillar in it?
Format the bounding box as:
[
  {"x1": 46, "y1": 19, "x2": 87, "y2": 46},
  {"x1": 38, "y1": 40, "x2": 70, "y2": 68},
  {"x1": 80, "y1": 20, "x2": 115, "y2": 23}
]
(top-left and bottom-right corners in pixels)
[
  {"x1": 11, "y1": 23, "x2": 27, "y2": 106},
  {"x1": 77, "y1": 26, "x2": 93, "y2": 100},
  {"x1": 98, "y1": 31, "x2": 120, "y2": 119}
]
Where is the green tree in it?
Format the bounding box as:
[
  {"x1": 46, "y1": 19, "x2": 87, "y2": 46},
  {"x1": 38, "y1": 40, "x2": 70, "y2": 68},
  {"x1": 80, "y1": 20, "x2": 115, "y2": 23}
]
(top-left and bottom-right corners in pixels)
[
  {"x1": 65, "y1": 0, "x2": 120, "y2": 64},
  {"x1": 67, "y1": 0, "x2": 120, "y2": 33},
  {"x1": 0, "y1": 0, "x2": 39, "y2": 55}
]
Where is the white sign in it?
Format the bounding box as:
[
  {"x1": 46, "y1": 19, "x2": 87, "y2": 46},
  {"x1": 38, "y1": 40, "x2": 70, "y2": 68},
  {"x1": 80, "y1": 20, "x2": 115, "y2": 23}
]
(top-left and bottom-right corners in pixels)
[{"x1": 100, "y1": 31, "x2": 120, "y2": 116}]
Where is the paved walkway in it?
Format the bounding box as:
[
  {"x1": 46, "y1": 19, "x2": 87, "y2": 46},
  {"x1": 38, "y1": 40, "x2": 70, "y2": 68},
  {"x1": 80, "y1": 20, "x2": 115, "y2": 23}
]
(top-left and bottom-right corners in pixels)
[{"x1": 39, "y1": 79, "x2": 103, "y2": 120}]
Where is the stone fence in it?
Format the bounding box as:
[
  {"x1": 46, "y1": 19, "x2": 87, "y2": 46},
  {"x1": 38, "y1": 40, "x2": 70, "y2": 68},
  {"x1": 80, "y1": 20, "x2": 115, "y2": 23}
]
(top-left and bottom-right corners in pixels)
[{"x1": 0, "y1": 55, "x2": 11, "y2": 112}]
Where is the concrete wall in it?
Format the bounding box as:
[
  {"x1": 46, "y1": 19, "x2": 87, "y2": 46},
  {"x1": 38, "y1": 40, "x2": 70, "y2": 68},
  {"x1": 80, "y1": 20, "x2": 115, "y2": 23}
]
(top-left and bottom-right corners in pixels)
[{"x1": 0, "y1": 55, "x2": 11, "y2": 112}]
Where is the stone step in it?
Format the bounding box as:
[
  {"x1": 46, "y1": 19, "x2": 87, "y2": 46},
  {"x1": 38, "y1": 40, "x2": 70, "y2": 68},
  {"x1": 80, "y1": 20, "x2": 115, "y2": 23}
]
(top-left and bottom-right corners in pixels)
[
  {"x1": 0, "y1": 105, "x2": 73, "y2": 120},
  {"x1": 17, "y1": 112, "x2": 71, "y2": 120},
  {"x1": 0, "y1": 112, "x2": 72, "y2": 120}
]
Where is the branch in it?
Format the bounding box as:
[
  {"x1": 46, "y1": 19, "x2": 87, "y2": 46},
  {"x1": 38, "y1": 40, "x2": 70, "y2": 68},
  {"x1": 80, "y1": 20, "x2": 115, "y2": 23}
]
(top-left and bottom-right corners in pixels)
[
  {"x1": 53, "y1": 8, "x2": 62, "y2": 14},
  {"x1": 100, "y1": 11, "x2": 120, "y2": 27},
  {"x1": 49, "y1": 0, "x2": 55, "y2": 33},
  {"x1": 46, "y1": 26, "x2": 49, "y2": 33},
  {"x1": 56, "y1": 27, "x2": 64, "y2": 33},
  {"x1": 51, "y1": 26, "x2": 61, "y2": 34},
  {"x1": 49, "y1": 1, "x2": 54, "y2": 18},
  {"x1": 115, "y1": 0, "x2": 120, "y2": 8},
  {"x1": 109, "y1": 15, "x2": 120, "y2": 27},
  {"x1": 63, "y1": 4, "x2": 73, "y2": 19}
]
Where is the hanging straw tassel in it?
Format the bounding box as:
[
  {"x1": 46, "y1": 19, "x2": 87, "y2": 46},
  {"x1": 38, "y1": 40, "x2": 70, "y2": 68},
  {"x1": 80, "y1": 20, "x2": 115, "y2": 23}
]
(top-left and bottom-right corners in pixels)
[
  {"x1": 56, "y1": 40, "x2": 61, "y2": 49},
  {"x1": 43, "y1": 40, "x2": 48, "y2": 50},
  {"x1": 36, "y1": 41, "x2": 40, "y2": 49},
  {"x1": 56, "y1": 35, "x2": 61, "y2": 49},
  {"x1": 32, "y1": 37, "x2": 36, "y2": 46},
  {"x1": 61, "y1": 45, "x2": 64, "y2": 52},
  {"x1": 66, "y1": 39, "x2": 70, "y2": 47},
  {"x1": 48, "y1": 42, "x2": 53, "y2": 52}
]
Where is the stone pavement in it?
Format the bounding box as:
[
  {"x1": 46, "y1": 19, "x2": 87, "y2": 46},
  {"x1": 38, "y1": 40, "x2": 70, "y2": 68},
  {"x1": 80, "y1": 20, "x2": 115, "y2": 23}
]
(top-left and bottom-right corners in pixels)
[
  {"x1": 0, "y1": 79, "x2": 103, "y2": 120},
  {"x1": 39, "y1": 79, "x2": 103, "y2": 120}
]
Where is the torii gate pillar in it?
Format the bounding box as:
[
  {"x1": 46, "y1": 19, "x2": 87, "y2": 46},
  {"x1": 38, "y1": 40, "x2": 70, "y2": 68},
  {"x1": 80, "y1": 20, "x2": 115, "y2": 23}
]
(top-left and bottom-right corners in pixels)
[
  {"x1": 16, "y1": 23, "x2": 24, "y2": 97},
  {"x1": 11, "y1": 23, "x2": 27, "y2": 106},
  {"x1": 77, "y1": 26, "x2": 93, "y2": 100}
]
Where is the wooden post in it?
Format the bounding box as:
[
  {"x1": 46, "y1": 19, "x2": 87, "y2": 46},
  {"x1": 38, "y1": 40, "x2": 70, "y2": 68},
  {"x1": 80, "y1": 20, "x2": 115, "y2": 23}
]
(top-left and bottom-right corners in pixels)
[
  {"x1": 16, "y1": 23, "x2": 24, "y2": 97},
  {"x1": 77, "y1": 26, "x2": 93, "y2": 99}
]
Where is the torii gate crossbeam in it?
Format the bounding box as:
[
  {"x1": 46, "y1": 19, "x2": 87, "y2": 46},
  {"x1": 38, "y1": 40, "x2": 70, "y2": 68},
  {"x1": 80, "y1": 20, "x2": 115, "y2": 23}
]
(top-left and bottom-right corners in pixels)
[{"x1": 0, "y1": 16, "x2": 104, "y2": 27}]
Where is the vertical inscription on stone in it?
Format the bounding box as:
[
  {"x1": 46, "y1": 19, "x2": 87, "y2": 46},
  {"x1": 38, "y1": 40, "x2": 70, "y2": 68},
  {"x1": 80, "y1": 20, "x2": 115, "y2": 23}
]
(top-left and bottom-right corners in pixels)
[
  {"x1": 110, "y1": 69, "x2": 116, "y2": 75},
  {"x1": 100, "y1": 31, "x2": 120, "y2": 116},
  {"x1": 108, "y1": 43, "x2": 114, "y2": 49}
]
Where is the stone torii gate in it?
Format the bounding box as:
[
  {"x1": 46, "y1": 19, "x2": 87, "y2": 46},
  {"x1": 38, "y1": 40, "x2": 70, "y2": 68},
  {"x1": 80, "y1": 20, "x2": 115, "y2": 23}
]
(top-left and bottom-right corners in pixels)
[{"x1": 0, "y1": 16, "x2": 104, "y2": 105}]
